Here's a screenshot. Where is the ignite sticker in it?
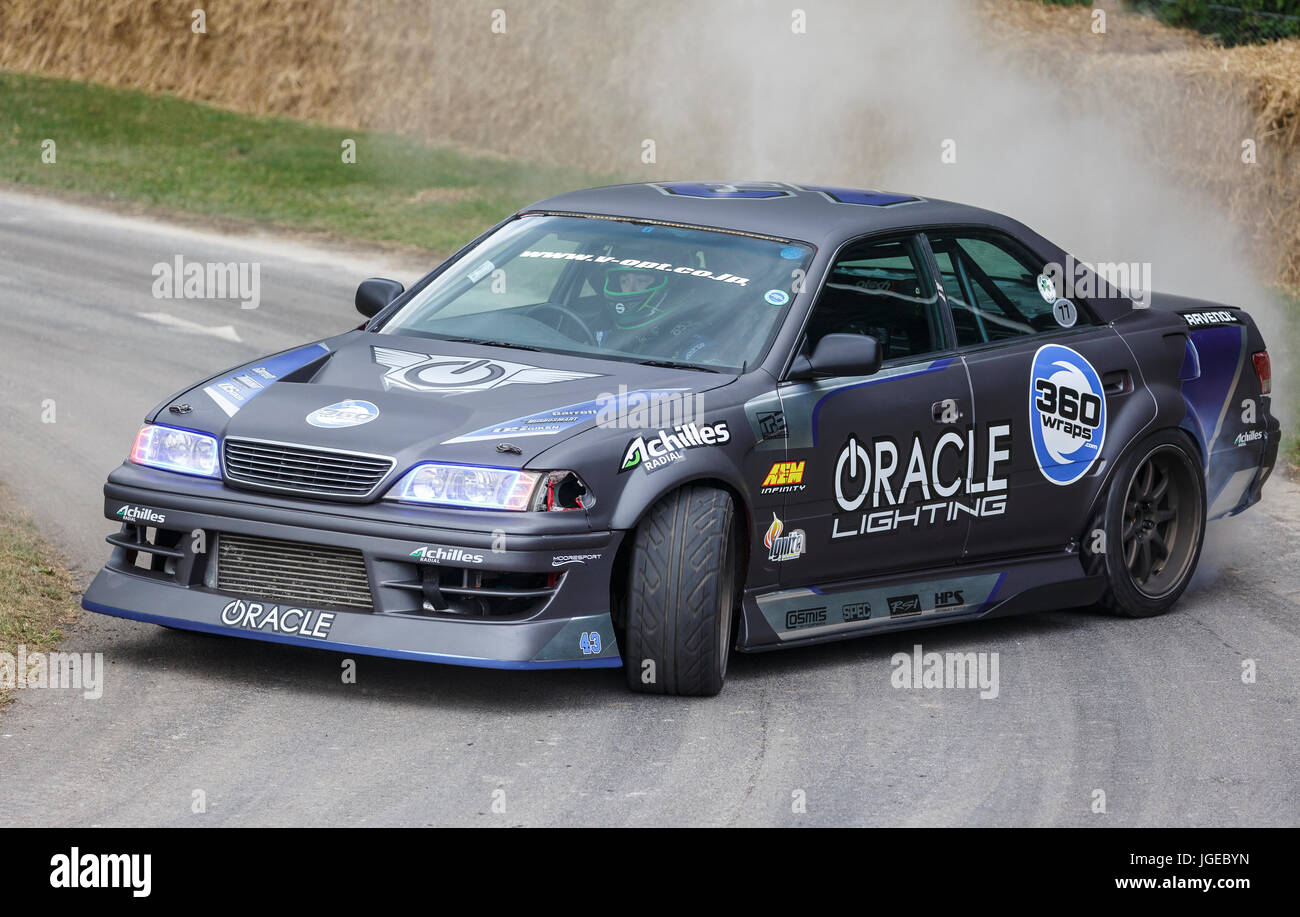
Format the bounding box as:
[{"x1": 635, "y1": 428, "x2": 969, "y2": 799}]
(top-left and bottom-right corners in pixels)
[
  {"x1": 764, "y1": 514, "x2": 806, "y2": 562},
  {"x1": 1030, "y1": 344, "x2": 1106, "y2": 485}
]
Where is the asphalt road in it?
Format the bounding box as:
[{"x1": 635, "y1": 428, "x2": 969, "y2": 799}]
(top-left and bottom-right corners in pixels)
[{"x1": 0, "y1": 189, "x2": 1295, "y2": 827}]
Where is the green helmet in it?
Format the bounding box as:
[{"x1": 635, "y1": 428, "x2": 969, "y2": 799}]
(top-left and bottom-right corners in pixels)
[{"x1": 602, "y1": 258, "x2": 677, "y2": 331}]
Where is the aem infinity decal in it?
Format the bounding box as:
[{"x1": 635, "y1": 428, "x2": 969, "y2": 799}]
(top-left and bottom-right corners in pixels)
[{"x1": 1029, "y1": 344, "x2": 1106, "y2": 486}]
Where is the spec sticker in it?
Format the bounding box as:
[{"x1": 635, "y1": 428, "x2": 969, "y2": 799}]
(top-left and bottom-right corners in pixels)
[
  {"x1": 1051, "y1": 298, "x2": 1078, "y2": 328},
  {"x1": 765, "y1": 289, "x2": 790, "y2": 306},
  {"x1": 1036, "y1": 274, "x2": 1056, "y2": 303},
  {"x1": 841, "y1": 602, "x2": 871, "y2": 622},
  {"x1": 1030, "y1": 344, "x2": 1106, "y2": 485},
  {"x1": 306, "y1": 399, "x2": 380, "y2": 428}
]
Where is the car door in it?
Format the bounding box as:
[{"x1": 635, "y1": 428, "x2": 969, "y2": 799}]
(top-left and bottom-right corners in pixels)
[
  {"x1": 924, "y1": 229, "x2": 1142, "y2": 560},
  {"x1": 771, "y1": 233, "x2": 976, "y2": 592}
]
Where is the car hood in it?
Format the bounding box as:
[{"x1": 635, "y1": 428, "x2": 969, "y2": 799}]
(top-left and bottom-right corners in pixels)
[{"x1": 153, "y1": 330, "x2": 736, "y2": 468}]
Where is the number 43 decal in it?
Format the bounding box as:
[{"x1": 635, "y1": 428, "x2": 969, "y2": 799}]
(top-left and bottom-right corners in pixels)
[{"x1": 579, "y1": 631, "x2": 602, "y2": 655}]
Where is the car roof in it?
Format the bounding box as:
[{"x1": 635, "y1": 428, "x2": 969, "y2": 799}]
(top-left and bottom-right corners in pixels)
[{"x1": 521, "y1": 181, "x2": 1034, "y2": 248}]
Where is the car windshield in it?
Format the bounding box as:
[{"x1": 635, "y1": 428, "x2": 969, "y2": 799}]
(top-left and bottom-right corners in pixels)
[{"x1": 378, "y1": 214, "x2": 816, "y2": 372}]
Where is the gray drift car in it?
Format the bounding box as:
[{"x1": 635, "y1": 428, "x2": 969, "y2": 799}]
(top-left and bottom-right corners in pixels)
[{"x1": 84, "y1": 181, "x2": 1278, "y2": 694}]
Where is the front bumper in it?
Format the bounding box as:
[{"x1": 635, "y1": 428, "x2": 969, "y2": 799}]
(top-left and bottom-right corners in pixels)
[{"x1": 83, "y1": 464, "x2": 624, "y2": 669}]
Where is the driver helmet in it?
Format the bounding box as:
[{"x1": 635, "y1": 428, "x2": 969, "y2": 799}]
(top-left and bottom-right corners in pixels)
[{"x1": 601, "y1": 239, "x2": 686, "y2": 330}]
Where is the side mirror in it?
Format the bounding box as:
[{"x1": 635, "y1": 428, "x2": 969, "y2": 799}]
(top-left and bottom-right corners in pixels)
[
  {"x1": 355, "y1": 278, "x2": 405, "y2": 318},
  {"x1": 788, "y1": 333, "x2": 882, "y2": 380}
]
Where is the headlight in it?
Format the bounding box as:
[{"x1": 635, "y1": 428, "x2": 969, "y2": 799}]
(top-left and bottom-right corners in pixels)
[
  {"x1": 129, "y1": 424, "x2": 220, "y2": 478},
  {"x1": 385, "y1": 464, "x2": 593, "y2": 511},
  {"x1": 387, "y1": 463, "x2": 540, "y2": 511}
]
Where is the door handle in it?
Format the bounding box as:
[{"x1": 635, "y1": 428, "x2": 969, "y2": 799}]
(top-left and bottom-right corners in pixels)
[
  {"x1": 1101, "y1": 370, "x2": 1132, "y2": 396},
  {"x1": 932, "y1": 399, "x2": 963, "y2": 423}
]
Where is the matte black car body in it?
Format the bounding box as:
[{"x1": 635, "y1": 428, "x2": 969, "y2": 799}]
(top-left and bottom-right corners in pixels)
[{"x1": 83, "y1": 182, "x2": 1279, "y2": 672}]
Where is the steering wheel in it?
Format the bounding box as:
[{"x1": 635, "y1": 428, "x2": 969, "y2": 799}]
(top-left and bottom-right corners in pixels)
[{"x1": 527, "y1": 304, "x2": 599, "y2": 347}]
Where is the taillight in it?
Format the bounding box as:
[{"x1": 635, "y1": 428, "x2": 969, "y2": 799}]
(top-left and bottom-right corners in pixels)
[{"x1": 1252, "y1": 350, "x2": 1272, "y2": 395}]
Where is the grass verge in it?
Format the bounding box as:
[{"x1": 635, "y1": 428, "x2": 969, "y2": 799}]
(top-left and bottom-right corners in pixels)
[
  {"x1": 0, "y1": 69, "x2": 613, "y2": 255},
  {"x1": 0, "y1": 494, "x2": 81, "y2": 709}
]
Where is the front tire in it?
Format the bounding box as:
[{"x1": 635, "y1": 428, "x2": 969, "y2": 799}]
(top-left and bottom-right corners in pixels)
[
  {"x1": 1094, "y1": 430, "x2": 1206, "y2": 617},
  {"x1": 623, "y1": 485, "x2": 739, "y2": 696}
]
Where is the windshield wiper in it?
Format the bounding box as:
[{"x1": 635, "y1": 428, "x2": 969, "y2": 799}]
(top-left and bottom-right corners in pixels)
[
  {"x1": 443, "y1": 337, "x2": 541, "y2": 352},
  {"x1": 637, "y1": 359, "x2": 722, "y2": 373}
]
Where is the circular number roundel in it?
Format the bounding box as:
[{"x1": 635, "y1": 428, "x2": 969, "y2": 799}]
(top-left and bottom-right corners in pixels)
[{"x1": 1029, "y1": 344, "x2": 1106, "y2": 486}]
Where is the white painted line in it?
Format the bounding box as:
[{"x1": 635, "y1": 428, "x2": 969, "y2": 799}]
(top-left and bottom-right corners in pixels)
[{"x1": 136, "y1": 311, "x2": 243, "y2": 343}]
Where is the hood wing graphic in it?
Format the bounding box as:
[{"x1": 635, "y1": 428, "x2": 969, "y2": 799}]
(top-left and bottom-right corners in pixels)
[{"x1": 371, "y1": 346, "x2": 601, "y2": 394}]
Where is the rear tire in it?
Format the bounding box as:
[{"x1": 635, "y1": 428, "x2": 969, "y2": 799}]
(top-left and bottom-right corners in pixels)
[
  {"x1": 1093, "y1": 430, "x2": 1206, "y2": 618},
  {"x1": 623, "y1": 485, "x2": 739, "y2": 696}
]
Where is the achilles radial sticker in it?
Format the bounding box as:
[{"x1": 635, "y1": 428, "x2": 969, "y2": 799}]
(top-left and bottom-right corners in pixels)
[{"x1": 1029, "y1": 344, "x2": 1106, "y2": 485}]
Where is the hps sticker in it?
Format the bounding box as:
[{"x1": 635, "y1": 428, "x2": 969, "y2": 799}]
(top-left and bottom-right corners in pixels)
[{"x1": 1029, "y1": 344, "x2": 1106, "y2": 485}]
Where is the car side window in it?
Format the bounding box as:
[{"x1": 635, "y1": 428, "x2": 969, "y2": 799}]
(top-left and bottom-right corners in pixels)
[
  {"x1": 927, "y1": 232, "x2": 1081, "y2": 346},
  {"x1": 803, "y1": 235, "x2": 946, "y2": 362}
]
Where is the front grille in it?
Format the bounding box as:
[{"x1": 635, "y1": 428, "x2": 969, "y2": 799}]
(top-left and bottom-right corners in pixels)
[
  {"x1": 223, "y1": 438, "x2": 395, "y2": 498},
  {"x1": 216, "y1": 533, "x2": 373, "y2": 611},
  {"x1": 382, "y1": 565, "x2": 563, "y2": 619}
]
